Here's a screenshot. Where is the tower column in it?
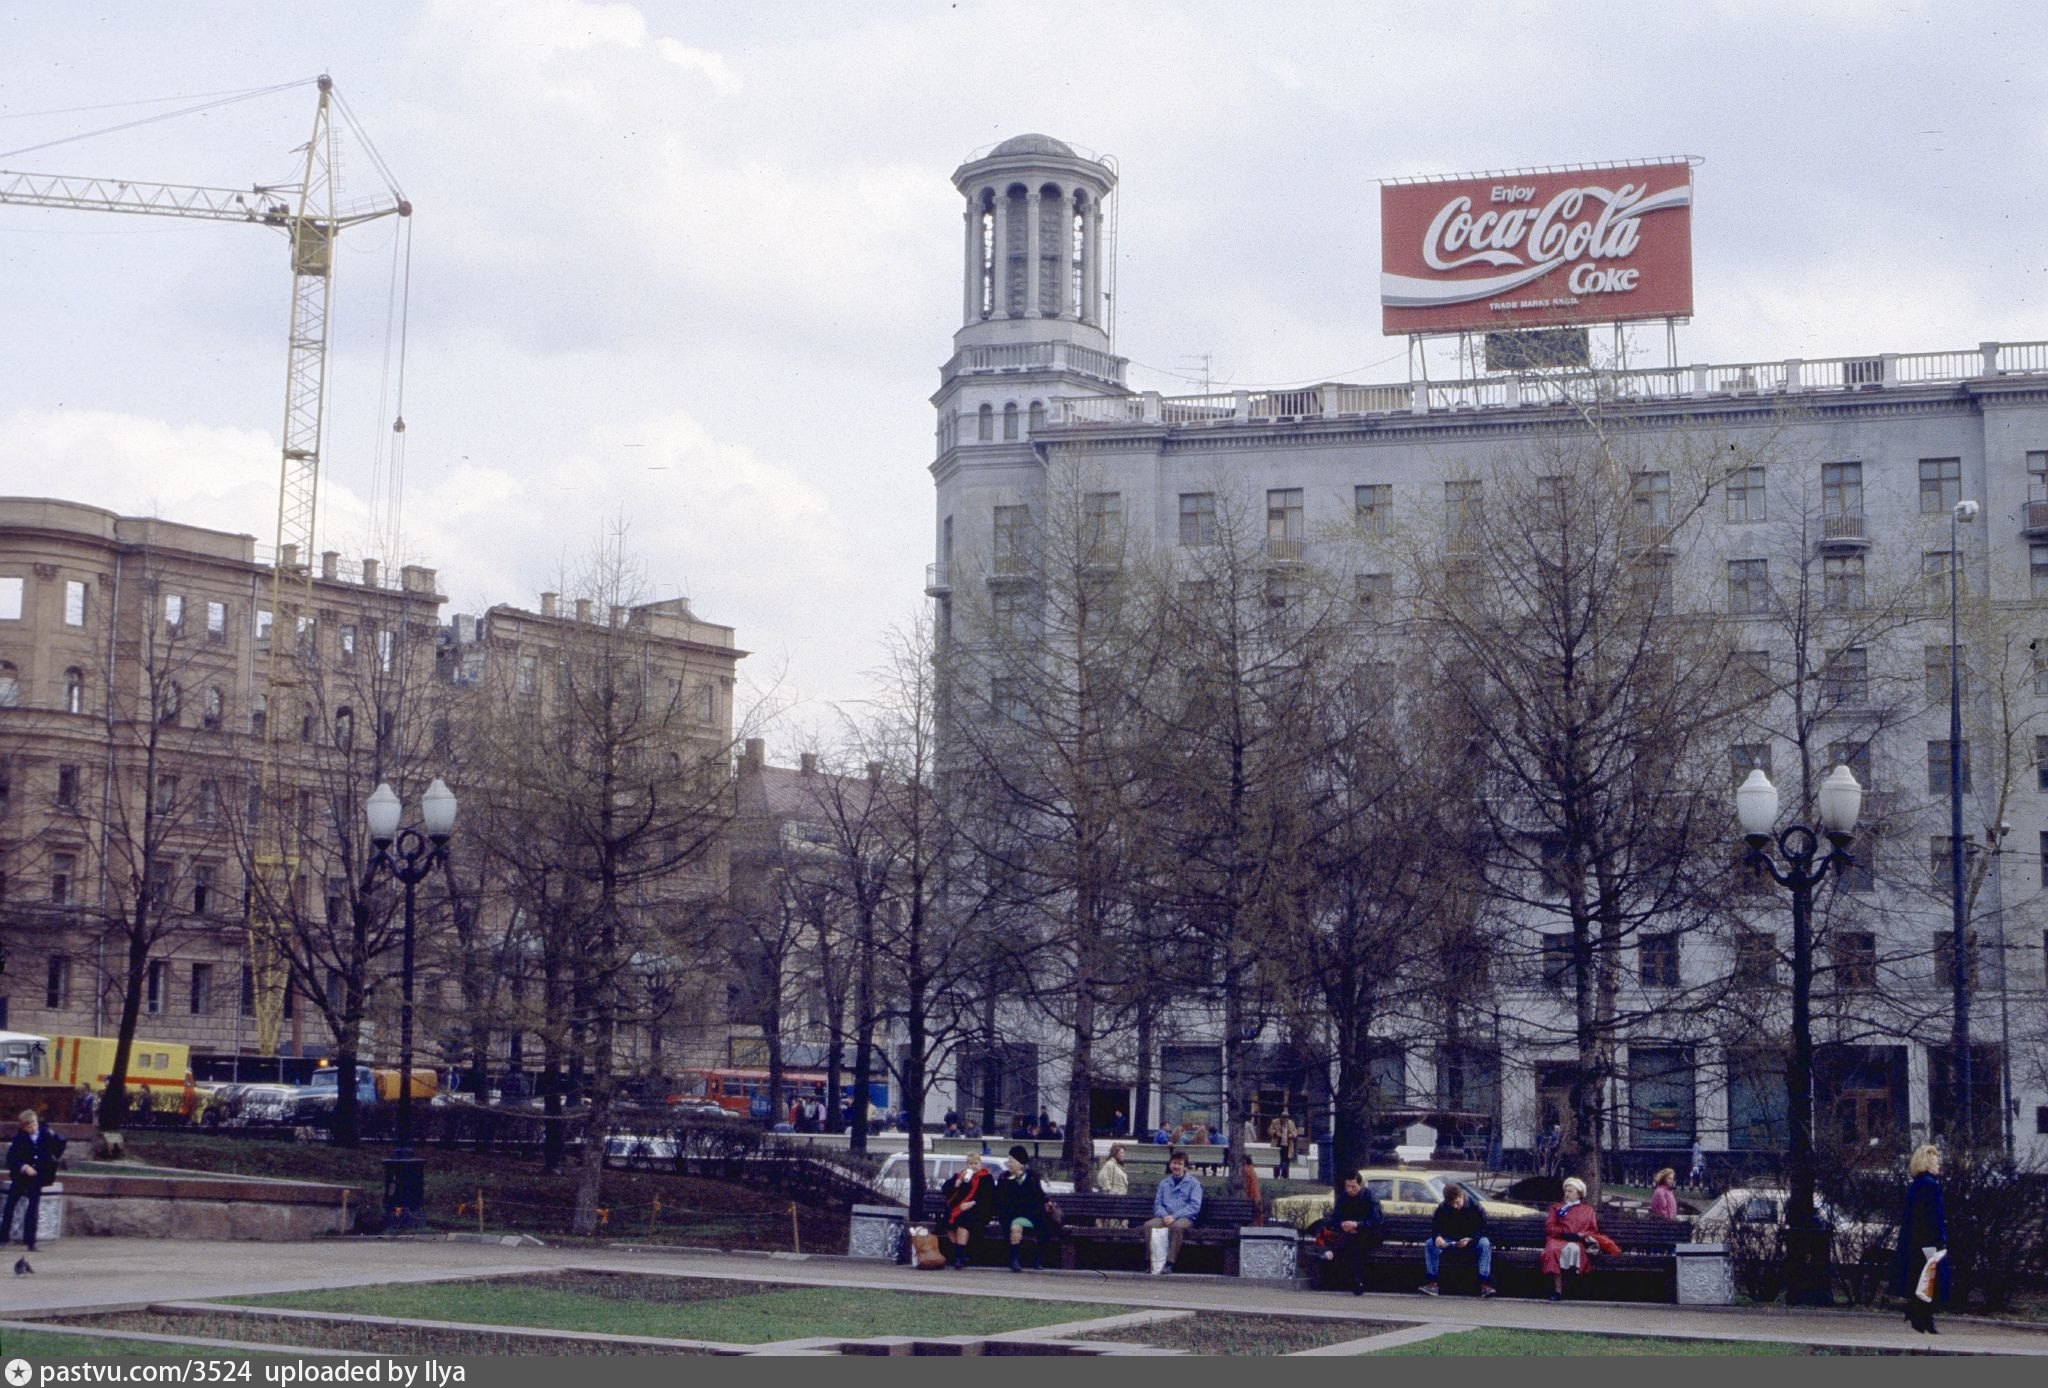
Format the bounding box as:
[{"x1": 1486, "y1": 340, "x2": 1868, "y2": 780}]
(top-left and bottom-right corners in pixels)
[
  {"x1": 1052, "y1": 189, "x2": 1074, "y2": 319},
  {"x1": 1024, "y1": 185, "x2": 1043, "y2": 317},
  {"x1": 962, "y1": 197, "x2": 980, "y2": 324},
  {"x1": 1083, "y1": 196, "x2": 1104, "y2": 327},
  {"x1": 991, "y1": 190, "x2": 1011, "y2": 319}
]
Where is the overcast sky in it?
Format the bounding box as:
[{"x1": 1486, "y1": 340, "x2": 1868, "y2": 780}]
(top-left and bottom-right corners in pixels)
[{"x1": 3, "y1": 2, "x2": 2044, "y2": 752}]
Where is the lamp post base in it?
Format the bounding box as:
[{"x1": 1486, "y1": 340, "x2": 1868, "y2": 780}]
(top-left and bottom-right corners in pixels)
[
  {"x1": 1782, "y1": 1223, "x2": 1834, "y2": 1306},
  {"x1": 383, "y1": 1156, "x2": 426, "y2": 1230}
]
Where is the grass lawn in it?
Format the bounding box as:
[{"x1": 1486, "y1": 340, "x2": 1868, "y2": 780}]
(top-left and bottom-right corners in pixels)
[
  {"x1": 230, "y1": 1271, "x2": 1119, "y2": 1345},
  {"x1": 0, "y1": 1329, "x2": 286, "y2": 1359},
  {"x1": 1372, "y1": 1328, "x2": 1892, "y2": 1356},
  {"x1": 1085, "y1": 1313, "x2": 1401, "y2": 1355},
  {"x1": 114, "y1": 1133, "x2": 845, "y2": 1250}
]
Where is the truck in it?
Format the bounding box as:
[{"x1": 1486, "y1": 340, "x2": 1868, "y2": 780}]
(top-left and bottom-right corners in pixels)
[
  {"x1": 46, "y1": 1034, "x2": 191, "y2": 1099},
  {"x1": 290, "y1": 1066, "x2": 439, "y2": 1129}
]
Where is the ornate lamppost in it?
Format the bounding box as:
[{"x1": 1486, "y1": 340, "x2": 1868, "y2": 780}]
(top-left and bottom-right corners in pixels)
[
  {"x1": 364, "y1": 777, "x2": 457, "y2": 1228},
  {"x1": 1736, "y1": 763, "x2": 1862, "y2": 1306}
]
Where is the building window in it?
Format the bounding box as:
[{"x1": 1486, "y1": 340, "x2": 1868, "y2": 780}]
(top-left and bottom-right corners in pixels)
[
  {"x1": 990, "y1": 675, "x2": 1027, "y2": 724},
  {"x1": 206, "y1": 600, "x2": 226, "y2": 642},
  {"x1": 1265, "y1": 570, "x2": 1306, "y2": 626},
  {"x1": 56, "y1": 764, "x2": 79, "y2": 809},
  {"x1": 1002, "y1": 402, "x2": 1019, "y2": 440},
  {"x1": 1640, "y1": 933, "x2": 1680, "y2": 988},
  {"x1": 153, "y1": 775, "x2": 178, "y2": 816},
  {"x1": 1834, "y1": 932, "x2": 1877, "y2": 990},
  {"x1": 1356, "y1": 484, "x2": 1392, "y2": 534},
  {"x1": 339, "y1": 624, "x2": 357, "y2": 662},
  {"x1": 1932, "y1": 931, "x2": 1978, "y2": 990},
  {"x1": 190, "y1": 962, "x2": 214, "y2": 1016},
  {"x1": 1445, "y1": 480, "x2": 1484, "y2": 546},
  {"x1": 1733, "y1": 929, "x2": 1777, "y2": 988},
  {"x1": 196, "y1": 780, "x2": 220, "y2": 827},
  {"x1": 255, "y1": 608, "x2": 273, "y2": 649},
  {"x1": 163, "y1": 593, "x2": 184, "y2": 639},
  {"x1": 1267, "y1": 488, "x2": 1305, "y2": 558},
  {"x1": 1924, "y1": 646, "x2": 1968, "y2": 703},
  {"x1": 1082, "y1": 491, "x2": 1123, "y2": 564},
  {"x1": 1726, "y1": 466, "x2": 1766, "y2": 523},
  {"x1": 1632, "y1": 470, "x2": 1672, "y2": 527},
  {"x1": 45, "y1": 955, "x2": 71, "y2": 1009},
  {"x1": 1179, "y1": 493, "x2": 1217, "y2": 547},
  {"x1": 334, "y1": 706, "x2": 354, "y2": 750},
  {"x1": 160, "y1": 682, "x2": 182, "y2": 727},
  {"x1": 1837, "y1": 846, "x2": 1875, "y2": 893},
  {"x1": 1727, "y1": 559, "x2": 1770, "y2": 615},
  {"x1": 1931, "y1": 836, "x2": 1962, "y2": 889},
  {"x1": 0, "y1": 662, "x2": 17, "y2": 707},
  {"x1": 249, "y1": 694, "x2": 266, "y2": 738},
  {"x1": 1821, "y1": 461, "x2": 1863, "y2": 516},
  {"x1": 1925, "y1": 550, "x2": 1969, "y2": 607},
  {"x1": 1823, "y1": 646, "x2": 1868, "y2": 706},
  {"x1": 2032, "y1": 545, "x2": 2048, "y2": 600},
  {"x1": 377, "y1": 628, "x2": 395, "y2": 672},
  {"x1": 976, "y1": 404, "x2": 993, "y2": 441},
  {"x1": 0, "y1": 576, "x2": 19, "y2": 620},
  {"x1": 993, "y1": 505, "x2": 1030, "y2": 575},
  {"x1": 991, "y1": 588, "x2": 1036, "y2": 643},
  {"x1": 1633, "y1": 554, "x2": 1673, "y2": 614},
  {"x1": 1823, "y1": 553, "x2": 1865, "y2": 609},
  {"x1": 1731, "y1": 743, "x2": 1772, "y2": 787},
  {"x1": 693, "y1": 682, "x2": 717, "y2": 724},
  {"x1": 191, "y1": 863, "x2": 214, "y2": 914},
  {"x1": 1354, "y1": 572, "x2": 1393, "y2": 617},
  {"x1": 516, "y1": 654, "x2": 538, "y2": 695},
  {"x1": 240, "y1": 966, "x2": 255, "y2": 1018},
  {"x1": 145, "y1": 960, "x2": 167, "y2": 1015},
  {"x1": 64, "y1": 580, "x2": 87, "y2": 627},
  {"x1": 1919, "y1": 457, "x2": 1961, "y2": 513},
  {"x1": 50, "y1": 852, "x2": 75, "y2": 905},
  {"x1": 202, "y1": 685, "x2": 224, "y2": 730},
  {"x1": 1541, "y1": 934, "x2": 1576, "y2": 992},
  {"x1": 1927, "y1": 740, "x2": 1971, "y2": 794},
  {"x1": 63, "y1": 667, "x2": 84, "y2": 715}
]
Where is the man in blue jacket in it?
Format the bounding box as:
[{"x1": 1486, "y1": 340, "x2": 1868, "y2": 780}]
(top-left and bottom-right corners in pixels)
[
  {"x1": 2, "y1": 1109, "x2": 64, "y2": 1274},
  {"x1": 1145, "y1": 1150, "x2": 1204, "y2": 1273}
]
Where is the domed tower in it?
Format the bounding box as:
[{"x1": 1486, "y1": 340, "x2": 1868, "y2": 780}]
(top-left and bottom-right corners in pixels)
[{"x1": 929, "y1": 135, "x2": 1126, "y2": 605}]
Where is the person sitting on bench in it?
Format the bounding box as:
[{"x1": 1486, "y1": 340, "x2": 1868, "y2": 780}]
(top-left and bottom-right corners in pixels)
[
  {"x1": 1420, "y1": 1181, "x2": 1495, "y2": 1298},
  {"x1": 1316, "y1": 1170, "x2": 1385, "y2": 1295},
  {"x1": 993, "y1": 1145, "x2": 1052, "y2": 1273},
  {"x1": 937, "y1": 1158, "x2": 991, "y2": 1269},
  {"x1": 1144, "y1": 1150, "x2": 1204, "y2": 1273}
]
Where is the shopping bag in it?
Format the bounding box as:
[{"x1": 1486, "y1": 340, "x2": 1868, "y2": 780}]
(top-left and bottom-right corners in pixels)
[
  {"x1": 1915, "y1": 1247, "x2": 1945, "y2": 1302},
  {"x1": 1148, "y1": 1225, "x2": 1171, "y2": 1274},
  {"x1": 907, "y1": 1225, "x2": 947, "y2": 1270}
]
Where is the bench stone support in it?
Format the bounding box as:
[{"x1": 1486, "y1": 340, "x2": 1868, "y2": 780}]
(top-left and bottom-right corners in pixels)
[
  {"x1": 849, "y1": 1203, "x2": 907, "y2": 1261},
  {"x1": 1674, "y1": 1242, "x2": 1733, "y2": 1305},
  {"x1": 1239, "y1": 1224, "x2": 1299, "y2": 1280}
]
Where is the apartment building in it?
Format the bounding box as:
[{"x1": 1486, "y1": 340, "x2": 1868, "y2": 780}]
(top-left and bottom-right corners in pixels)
[{"x1": 927, "y1": 136, "x2": 2048, "y2": 1165}]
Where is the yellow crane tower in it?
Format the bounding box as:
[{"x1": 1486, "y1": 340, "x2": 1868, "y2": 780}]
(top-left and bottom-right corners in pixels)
[{"x1": 0, "y1": 75, "x2": 411, "y2": 1054}]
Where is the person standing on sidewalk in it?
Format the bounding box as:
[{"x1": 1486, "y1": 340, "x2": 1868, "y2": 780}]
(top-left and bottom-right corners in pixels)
[
  {"x1": 1890, "y1": 1144, "x2": 1949, "y2": 1335},
  {"x1": 2, "y1": 1109, "x2": 64, "y2": 1274}
]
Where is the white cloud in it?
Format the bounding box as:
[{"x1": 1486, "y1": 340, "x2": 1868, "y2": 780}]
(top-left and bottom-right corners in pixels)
[{"x1": 656, "y1": 37, "x2": 741, "y2": 94}]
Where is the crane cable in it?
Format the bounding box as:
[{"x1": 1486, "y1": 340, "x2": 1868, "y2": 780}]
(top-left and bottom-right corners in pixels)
[
  {"x1": 0, "y1": 77, "x2": 317, "y2": 160},
  {"x1": 368, "y1": 214, "x2": 415, "y2": 566}
]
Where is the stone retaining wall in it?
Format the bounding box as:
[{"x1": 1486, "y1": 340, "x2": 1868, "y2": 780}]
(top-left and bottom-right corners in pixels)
[{"x1": 58, "y1": 1172, "x2": 353, "y2": 1241}]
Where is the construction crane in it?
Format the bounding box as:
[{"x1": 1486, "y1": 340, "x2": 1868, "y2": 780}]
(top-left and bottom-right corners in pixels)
[{"x1": 0, "y1": 75, "x2": 410, "y2": 1055}]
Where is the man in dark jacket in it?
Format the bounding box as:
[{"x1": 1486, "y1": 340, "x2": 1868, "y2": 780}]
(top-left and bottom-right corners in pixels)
[
  {"x1": 1319, "y1": 1171, "x2": 1385, "y2": 1294},
  {"x1": 2, "y1": 1109, "x2": 63, "y2": 1274},
  {"x1": 1420, "y1": 1181, "x2": 1495, "y2": 1297},
  {"x1": 992, "y1": 1145, "x2": 1051, "y2": 1272}
]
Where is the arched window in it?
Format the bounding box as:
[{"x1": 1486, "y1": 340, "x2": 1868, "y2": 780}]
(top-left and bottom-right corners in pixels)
[
  {"x1": 1072, "y1": 193, "x2": 1089, "y2": 317},
  {"x1": 64, "y1": 667, "x2": 84, "y2": 715},
  {"x1": 1004, "y1": 184, "x2": 1029, "y2": 316},
  {"x1": 977, "y1": 403, "x2": 994, "y2": 442},
  {"x1": 1003, "y1": 403, "x2": 1019, "y2": 440},
  {"x1": 0, "y1": 661, "x2": 17, "y2": 707},
  {"x1": 202, "y1": 685, "x2": 224, "y2": 730},
  {"x1": 979, "y1": 189, "x2": 997, "y2": 319},
  {"x1": 1028, "y1": 400, "x2": 1045, "y2": 434}
]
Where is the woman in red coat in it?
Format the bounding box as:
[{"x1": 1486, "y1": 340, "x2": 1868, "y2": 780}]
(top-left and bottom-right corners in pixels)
[{"x1": 1541, "y1": 1176, "x2": 1603, "y2": 1300}]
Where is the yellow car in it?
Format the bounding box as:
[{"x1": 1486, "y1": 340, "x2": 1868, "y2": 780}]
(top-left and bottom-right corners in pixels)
[{"x1": 1272, "y1": 1169, "x2": 1536, "y2": 1229}]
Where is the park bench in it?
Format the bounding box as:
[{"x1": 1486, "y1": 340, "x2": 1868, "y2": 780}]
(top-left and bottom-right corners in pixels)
[
  {"x1": 916, "y1": 1189, "x2": 1262, "y2": 1275},
  {"x1": 1313, "y1": 1211, "x2": 1697, "y2": 1302}
]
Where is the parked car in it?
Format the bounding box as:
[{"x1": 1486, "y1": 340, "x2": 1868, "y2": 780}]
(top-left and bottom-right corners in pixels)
[
  {"x1": 221, "y1": 1081, "x2": 301, "y2": 1127},
  {"x1": 1691, "y1": 1186, "x2": 1889, "y2": 1248},
  {"x1": 1271, "y1": 1168, "x2": 1537, "y2": 1229},
  {"x1": 875, "y1": 1151, "x2": 1075, "y2": 1204}
]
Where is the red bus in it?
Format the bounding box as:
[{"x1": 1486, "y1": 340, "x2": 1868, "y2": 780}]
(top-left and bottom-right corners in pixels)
[{"x1": 672, "y1": 1067, "x2": 889, "y2": 1123}]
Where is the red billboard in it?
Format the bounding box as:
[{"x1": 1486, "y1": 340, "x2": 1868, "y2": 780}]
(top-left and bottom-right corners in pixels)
[{"x1": 1380, "y1": 162, "x2": 1693, "y2": 336}]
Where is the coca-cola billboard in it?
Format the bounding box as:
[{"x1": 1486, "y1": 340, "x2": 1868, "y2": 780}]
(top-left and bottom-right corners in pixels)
[{"x1": 1380, "y1": 162, "x2": 1693, "y2": 336}]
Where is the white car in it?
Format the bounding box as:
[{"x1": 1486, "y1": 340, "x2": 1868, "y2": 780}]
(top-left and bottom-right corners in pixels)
[
  {"x1": 1691, "y1": 1186, "x2": 1890, "y2": 1259},
  {"x1": 875, "y1": 1151, "x2": 1074, "y2": 1204}
]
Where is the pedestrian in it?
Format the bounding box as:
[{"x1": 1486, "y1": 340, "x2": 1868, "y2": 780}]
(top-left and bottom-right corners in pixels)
[
  {"x1": 1420, "y1": 1182, "x2": 1495, "y2": 1298},
  {"x1": 1239, "y1": 1155, "x2": 1264, "y2": 1225},
  {"x1": 1541, "y1": 1176, "x2": 1607, "y2": 1301},
  {"x1": 1890, "y1": 1144, "x2": 1949, "y2": 1335},
  {"x1": 993, "y1": 1145, "x2": 1051, "y2": 1272},
  {"x1": 1314, "y1": 1169, "x2": 1385, "y2": 1295},
  {"x1": 1269, "y1": 1110, "x2": 1300, "y2": 1179},
  {"x1": 1095, "y1": 1143, "x2": 1129, "y2": 1195},
  {"x1": 1687, "y1": 1135, "x2": 1706, "y2": 1189},
  {"x1": 1109, "y1": 1108, "x2": 1128, "y2": 1137},
  {"x1": 1144, "y1": 1150, "x2": 1204, "y2": 1274},
  {"x1": 1, "y1": 1109, "x2": 64, "y2": 1275},
  {"x1": 937, "y1": 1157, "x2": 991, "y2": 1270},
  {"x1": 1649, "y1": 1167, "x2": 1680, "y2": 1220}
]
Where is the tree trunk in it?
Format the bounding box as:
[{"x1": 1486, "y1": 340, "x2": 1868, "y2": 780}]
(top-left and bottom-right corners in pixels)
[{"x1": 98, "y1": 919, "x2": 152, "y2": 1135}]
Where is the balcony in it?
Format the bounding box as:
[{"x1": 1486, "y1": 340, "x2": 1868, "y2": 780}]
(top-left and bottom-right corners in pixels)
[
  {"x1": 2023, "y1": 499, "x2": 2048, "y2": 538},
  {"x1": 1624, "y1": 521, "x2": 1674, "y2": 555},
  {"x1": 1817, "y1": 512, "x2": 1871, "y2": 552},
  {"x1": 1265, "y1": 537, "x2": 1307, "y2": 565},
  {"x1": 925, "y1": 562, "x2": 951, "y2": 596}
]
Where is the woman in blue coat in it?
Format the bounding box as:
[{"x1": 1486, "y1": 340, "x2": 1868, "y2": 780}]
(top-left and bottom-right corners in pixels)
[{"x1": 1889, "y1": 1143, "x2": 1949, "y2": 1334}]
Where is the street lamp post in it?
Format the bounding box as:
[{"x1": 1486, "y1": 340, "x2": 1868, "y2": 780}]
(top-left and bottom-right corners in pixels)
[
  {"x1": 364, "y1": 777, "x2": 457, "y2": 1229},
  {"x1": 1948, "y1": 498, "x2": 1979, "y2": 1146},
  {"x1": 1737, "y1": 763, "x2": 1862, "y2": 1307}
]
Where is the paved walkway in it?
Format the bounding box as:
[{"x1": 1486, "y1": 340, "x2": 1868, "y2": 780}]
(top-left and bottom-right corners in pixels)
[{"x1": 4, "y1": 1239, "x2": 2046, "y2": 1355}]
